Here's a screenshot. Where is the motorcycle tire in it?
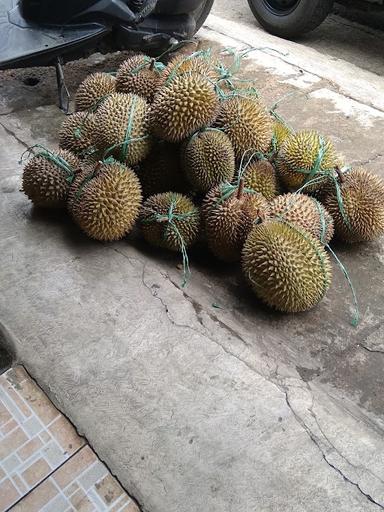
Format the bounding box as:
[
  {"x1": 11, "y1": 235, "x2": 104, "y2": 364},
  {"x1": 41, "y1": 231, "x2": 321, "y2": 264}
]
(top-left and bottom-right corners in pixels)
[
  {"x1": 247, "y1": 0, "x2": 334, "y2": 38},
  {"x1": 193, "y1": 0, "x2": 214, "y2": 31}
]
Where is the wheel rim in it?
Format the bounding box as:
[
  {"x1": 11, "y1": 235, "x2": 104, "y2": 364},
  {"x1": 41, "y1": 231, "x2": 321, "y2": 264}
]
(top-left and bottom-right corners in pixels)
[{"x1": 261, "y1": 0, "x2": 300, "y2": 15}]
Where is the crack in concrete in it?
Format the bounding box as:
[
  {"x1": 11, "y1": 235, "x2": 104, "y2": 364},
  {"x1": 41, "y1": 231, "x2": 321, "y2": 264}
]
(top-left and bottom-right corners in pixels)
[
  {"x1": 360, "y1": 343, "x2": 384, "y2": 355},
  {"x1": 0, "y1": 121, "x2": 30, "y2": 150},
  {"x1": 111, "y1": 247, "x2": 384, "y2": 510},
  {"x1": 356, "y1": 153, "x2": 384, "y2": 166},
  {"x1": 282, "y1": 386, "x2": 384, "y2": 510}
]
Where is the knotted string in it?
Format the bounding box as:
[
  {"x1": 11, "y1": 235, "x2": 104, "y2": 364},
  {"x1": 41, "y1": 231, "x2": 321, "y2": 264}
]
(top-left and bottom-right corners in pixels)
[
  {"x1": 141, "y1": 196, "x2": 198, "y2": 287},
  {"x1": 19, "y1": 144, "x2": 76, "y2": 184}
]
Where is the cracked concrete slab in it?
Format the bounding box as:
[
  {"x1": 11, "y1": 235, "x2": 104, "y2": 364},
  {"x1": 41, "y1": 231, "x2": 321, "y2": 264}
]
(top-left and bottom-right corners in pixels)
[{"x1": 1, "y1": 19, "x2": 384, "y2": 512}]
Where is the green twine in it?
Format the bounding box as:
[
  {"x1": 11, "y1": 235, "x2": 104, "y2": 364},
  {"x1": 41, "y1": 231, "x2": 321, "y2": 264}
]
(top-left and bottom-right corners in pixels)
[
  {"x1": 326, "y1": 244, "x2": 359, "y2": 326},
  {"x1": 19, "y1": 144, "x2": 76, "y2": 184},
  {"x1": 129, "y1": 56, "x2": 165, "y2": 75},
  {"x1": 101, "y1": 95, "x2": 150, "y2": 163},
  {"x1": 165, "y1": 48, "x2": 212, "y2": 85},
  {"x1": 142, "y1": 196, "x2": 198, "y2": 287}
]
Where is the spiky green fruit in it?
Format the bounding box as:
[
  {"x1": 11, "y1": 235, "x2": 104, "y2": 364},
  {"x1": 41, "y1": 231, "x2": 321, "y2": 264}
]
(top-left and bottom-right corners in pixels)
[
  {"x1": 140, "y1": 192, "x2": 200, "y2": 251},
  {"x1": 323, "y1": 167, "x2": 384, "y2": 242},
  {"x1": 242, "y1": 159, "x2": 279, "y2": 200},
  {"x1": 150, "y1": 74, "x2": 219, "y2": 142},
  {"x1": 269, "y1": 193, "x2": 334, "y2": 244},
  {"x1": 276, "y1": 130, "x2": 340, "y2": 193},
  {"x1": 182, "y1": 130, "x2": 236, "y2": 193},
  {"x1": 93, "y1": 92, "x2": 151, "y2": 166},
  {"x1": 215, "y1": 97, "x2": 273, "y2": 159},
  {"x1": 202, "y1": 181, "x2": 269, "y2": 262},
  {"x1": 75, "y1": 73, "x2": 115, "y2": 111},
  {"x1": 115, "y1": 54, "x2": 160, "y2": 102},
  {"x1": 70, "y1": 161, "x2": 142, "y2": 241},
  {"x1": 22, "y1": 149, "x2": 81, "y2": 208},
  {"x1": 242, "y1": 220, "x2": 332, "y2": 312}
]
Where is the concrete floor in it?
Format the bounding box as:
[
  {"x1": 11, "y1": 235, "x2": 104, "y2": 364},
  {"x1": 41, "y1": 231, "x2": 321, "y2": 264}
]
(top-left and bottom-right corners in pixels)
[
  {"x1": 1, "y1": 6, "x2": 384, "y2": 512},
  {"x1": 211, "y1": 0, "x2": 384, "y2": 76}
]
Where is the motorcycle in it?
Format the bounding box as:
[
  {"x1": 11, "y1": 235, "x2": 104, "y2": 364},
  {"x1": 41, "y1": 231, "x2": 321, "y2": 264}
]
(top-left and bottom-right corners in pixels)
[{"x1": 0, "y1": 0, "x2": 214, "y2": 110}]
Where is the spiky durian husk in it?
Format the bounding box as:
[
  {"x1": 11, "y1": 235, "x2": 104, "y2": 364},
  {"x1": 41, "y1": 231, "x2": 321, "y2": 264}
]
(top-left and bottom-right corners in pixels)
[
  {"x1": 93, "y1": 92, "x2": 152, "y2": 166},
  {"x1": 182, "y1": 130, "x2": 236, "y2": 194},
  {"x1": 242, "y1": 220, "x2": 332, "y2": 312},
  {"x1": 276, "y1": 130, "x2": 340, "y2": 193},
  {"x1": 202, "y1": 183, "x2": 269, "y2": 262},
  {"x1": 59, "y1": 112, "x2": 96, "y2": 155},
  {"x1": 215, "y1": 97, "x2": 273, "y2": 159},
  {"x1": 115, "y1": 54, "x2": 160, "y2": 102},
  {"x1": 138, "y1": 141, "x2": 187, "y2": 198},
  {"x1": 140, "y1": 192, "x2": 200, "y2": 251},
  {"x1": 150, "y1": 74, "x2": 219, "y2": 143},
  {"x1": 242, "y1": 159, "x2": 279, "y2": 200},
  {"x1": 269, "y1": 193, "x2": 334, "y2": 244},
  {"x1": 71, "y1": 161, "x2": 142, "y2": 241},
  {"x1": 75, "y1": 73, "x2": 116, "y2": 112},
  {"x1": 323, "y1": 167, "x2": 384, "y2": 242},
  {"x1": 22, "y1": 149, "x2": 81, "y2": 208},
  {"x1": 160, "y1": 54, "x2": 216, "y2": 85},
  {"x1": 270, "y1": 121, "x2": 292, "y2": 154}
]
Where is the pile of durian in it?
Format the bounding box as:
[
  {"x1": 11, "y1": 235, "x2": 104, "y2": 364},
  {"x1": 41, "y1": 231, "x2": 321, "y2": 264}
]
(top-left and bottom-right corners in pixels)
[{"x1": 21, "y1": 48, "x2": 384, "y2": 318}]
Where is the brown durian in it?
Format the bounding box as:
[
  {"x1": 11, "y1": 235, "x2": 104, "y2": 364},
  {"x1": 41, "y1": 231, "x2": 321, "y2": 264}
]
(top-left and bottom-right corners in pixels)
[
  {"x1": 269, "y1": 193, "x2": 334, "y2": 244},
  {"x1": 75, "y1": 73, "x2": 115, "y2": 111},
  {"x1": 202, "y1": 180, "x2": 269, "y2": 262},
  {"x1": 323, "y1": 167, "x2": 384, "y2": 242},
  {"x1": 115, "y1": 54, "x2": 161, "y2": 102},
  {"x1": 22, "y1": 149, "x2": 81, "y2": 208}
]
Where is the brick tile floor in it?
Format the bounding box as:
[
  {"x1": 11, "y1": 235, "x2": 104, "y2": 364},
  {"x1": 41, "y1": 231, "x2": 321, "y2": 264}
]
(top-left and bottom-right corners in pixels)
[{"x1": 0, "y1": 366, "x2": 140, "y2": 512}]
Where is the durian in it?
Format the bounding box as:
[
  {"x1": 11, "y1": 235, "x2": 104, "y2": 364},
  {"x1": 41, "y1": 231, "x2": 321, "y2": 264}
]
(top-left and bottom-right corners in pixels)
[
  {"x1": 22, "y1": 149, "x2": 80, "y2": 208},
  {"x1": 71, "y1": 161, "x2": 142, "y2": 241},
  {"x1": 242, "y1": 220, "x2": 332, "y2": 312},
  {"x1": 75, "y1": 73, "x2": 116, "y2": 112},
  {"x1": 323, "y1": 167, "x2": 384, "y2": 242},
  {"x1": 138, "y1": 141, "x2": 187, "y2": 198},
  {"x1": 270, "y1": 120, "x2": 292, "y2": 154},
  {"x1": 242, "y1": 159, "x2": 279, "y2": 200},
  {"x1": 59, "y1": 111, "x2": 96, "y2": 155},
  {"x1": 276, "y1": 130, "x2": 340, "y2": 193},
  {"x1": 150, "y1": 74, "x2": 219, "y2": 142},
  {"x1": 269, "y1": 193, "x2": 334, "y2": 244},
  {"x1": 115, "y1": 54, "x2": 160, "y2": 102},
  {"x1": 182, "y1": 129, "x2": 235, "y2": 193},
  {"x1": 202, "y1": 180, "x2": 269, "y2": 262},
  {"x1": 160, "y1": 53, "x2": 216, "y2": 85},
  {"x1": 93, "y1": 92, "x2": 151, "y2": 166},
  {"x1": 215, "y1": 97, "x2": 273, "y2": 160},
  {"x1": 140, "y1": 192, "x2": 200, "y2": 251}
]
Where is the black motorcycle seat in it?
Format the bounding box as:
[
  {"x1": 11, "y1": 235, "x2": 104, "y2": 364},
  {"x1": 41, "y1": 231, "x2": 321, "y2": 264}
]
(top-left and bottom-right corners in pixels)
[{"x1": 0, "y1": 0, "x2": 109, "y2": 69}]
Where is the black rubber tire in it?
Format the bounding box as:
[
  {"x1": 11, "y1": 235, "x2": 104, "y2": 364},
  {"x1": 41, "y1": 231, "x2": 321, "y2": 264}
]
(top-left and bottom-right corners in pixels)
[
  {"x1": 193, "y1": 0, "x2": 215, "y2": 32},
  {"x1": 247, "y1": 0, "x2": 334, "y2": 38}
]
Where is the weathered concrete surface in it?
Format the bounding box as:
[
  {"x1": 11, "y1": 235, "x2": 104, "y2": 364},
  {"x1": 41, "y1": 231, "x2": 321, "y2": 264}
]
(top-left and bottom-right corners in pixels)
[
  {"x1": 211, "y1": 0, "x2": 384, "y2": 77},
  {"x1": 1, "y1": 18, "x2": 384, "y2": 512}
]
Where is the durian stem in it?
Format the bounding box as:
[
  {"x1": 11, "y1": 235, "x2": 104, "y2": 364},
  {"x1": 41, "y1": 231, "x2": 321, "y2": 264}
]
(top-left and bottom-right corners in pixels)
[
  {"x1": 335, "y1": 166, "x2": 345, "y2": 183},
  {"x1": 149, "y1": 58, "x2": 156, "y2": 71},
  {"x1": 237, "y1": 178, "x2": 245, "y2": 200},
  {"x1": 255, "y1": 208, "x2": 266, "y2": 224}
]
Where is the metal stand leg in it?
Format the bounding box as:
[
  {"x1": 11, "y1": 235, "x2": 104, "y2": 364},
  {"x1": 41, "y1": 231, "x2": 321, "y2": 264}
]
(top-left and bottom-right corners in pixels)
[{"x1": 55, "y1": 57, "x2": 70, "y2": 114}]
